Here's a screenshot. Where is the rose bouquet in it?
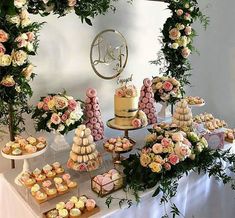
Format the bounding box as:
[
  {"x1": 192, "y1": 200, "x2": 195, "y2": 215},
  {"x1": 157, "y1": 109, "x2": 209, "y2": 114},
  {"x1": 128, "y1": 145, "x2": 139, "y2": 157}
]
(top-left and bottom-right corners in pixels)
[
  {"x1": 32, "y1": 93, "x2": 84, "y2": 135},
  {"x1": 152, "y1": 76, "x2": 182, "y2": 104}
]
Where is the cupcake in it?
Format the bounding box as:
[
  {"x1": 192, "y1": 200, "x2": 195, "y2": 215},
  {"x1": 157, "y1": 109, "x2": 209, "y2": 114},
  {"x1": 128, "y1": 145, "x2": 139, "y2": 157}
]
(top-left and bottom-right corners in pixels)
[
  {"x1": 46, "y1": 209, "x2": 58, "y2": 218},
  {"x1": 2, "y1": 146, "x2": 11, "y2": 155},
  {"x1": 52, "y1": 162, "x2": 61, "y2": 169},
  {"x1": 35, "y1": 191, "x2": 47, "y2": 203},
  {"x1": 24, "y1": 178, "x2": 36, "y2": 187},
  {"x1": 46, "y1": 170, "x2": 56, "y2": 178},
  {"x1": 75, "y1": 200, "x2": 85, "y2": 211},
  {"x1": 56, "y1": 202, "x2": 66, "y2": 210},
  {"x1": 31, "y1": 184, "x2": 40, "y2": 196},
  {"x1": 12, "y1": 148, "x2": 22, "y2": 156},
  {"x1": 55, "y1": 167, "x2": 65, "y2": 174},
  {"x1": 69, "y1": 208, "x2": 81, "y2": 218},
  {"x1": 37, "y1": 136, "x2": 46, "y2": 144},
  {"x1": 70, "y1": 196, "x2": 78, "y2": 204},
  {"x1": 36, "y1": 142, "x2": 46, "y2": 150},
  {"x1": 57, "y1": 184, "x2": 68, "y2": 194},
  {"x1": 27, "y1": 136, "x2": 37, "y2": 145},
  {"x1": 58, "y1": 209, "x2": 68, "y2": 218},
  {"x1": 85, "y1": 199, "x2": 96, "y2": 211},
  {"x1": 35, "y1": 174, "x2": 46, "y2": 182},
  {"x1": 79, "y1": 195, "x2": 88, "y2": 203},
  {"x1": 33, "y1": 168, "x2": 41, "y2": 177},
  {"x1": 43, "y1": 164, "x2": 53, "y2": 174},
  {"x1": 45, "y1": 188, "x2": 57, "y2": 197},
  {"x1": 67, "y1": 181, "x2": 77, "y2": 189},
  {"x1": 65, "y1": 201, "x2": 74, "y2": 210}
]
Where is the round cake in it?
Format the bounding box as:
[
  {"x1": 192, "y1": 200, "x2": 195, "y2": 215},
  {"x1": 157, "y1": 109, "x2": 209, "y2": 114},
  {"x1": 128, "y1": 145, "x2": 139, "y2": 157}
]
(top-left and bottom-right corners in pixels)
[{"x1": 114, "y1": 85, "x2": 138, "y2": 126}]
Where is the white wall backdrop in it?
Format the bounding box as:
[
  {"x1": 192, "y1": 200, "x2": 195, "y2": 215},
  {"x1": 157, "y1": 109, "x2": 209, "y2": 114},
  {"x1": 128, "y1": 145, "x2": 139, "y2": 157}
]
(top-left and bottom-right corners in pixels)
[{"x1": 1, "y1": 0, "x2": 235, "y2": 172}]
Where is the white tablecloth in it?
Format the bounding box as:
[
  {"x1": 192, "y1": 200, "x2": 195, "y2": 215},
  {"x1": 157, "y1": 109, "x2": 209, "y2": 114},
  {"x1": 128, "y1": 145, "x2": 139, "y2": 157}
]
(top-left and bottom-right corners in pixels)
[{"x1": 1, "y1": 125, "x2": 235, "y2": 218}]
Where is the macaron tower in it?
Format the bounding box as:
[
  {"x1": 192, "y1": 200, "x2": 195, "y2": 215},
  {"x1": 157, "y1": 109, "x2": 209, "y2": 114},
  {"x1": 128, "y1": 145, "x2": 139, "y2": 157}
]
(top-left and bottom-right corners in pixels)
[
  {"x1": 67, "y1": 125, "x2": 102, "y2": 172},
  {"x1": 138, "y1": 78, "x2": 157, "y2": 125},
  {"x1": 85, "y1": 88, "x2": 104, "y2": 141}
]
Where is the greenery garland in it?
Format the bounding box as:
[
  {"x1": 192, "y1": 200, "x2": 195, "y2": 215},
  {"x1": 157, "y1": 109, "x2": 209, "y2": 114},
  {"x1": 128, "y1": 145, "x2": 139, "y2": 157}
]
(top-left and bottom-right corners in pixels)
[
  {"x1": 106, "y1": 124, "x2": 235, "y2": 218},
  {"x1": 152, "y1": 0, "x2": 209, "y2": 92}
]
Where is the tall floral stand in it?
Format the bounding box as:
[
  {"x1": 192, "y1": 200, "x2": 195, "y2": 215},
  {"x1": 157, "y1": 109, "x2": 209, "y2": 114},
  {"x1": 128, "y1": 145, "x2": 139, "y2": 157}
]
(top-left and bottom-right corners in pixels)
[
  {"x1": 157, "y1": 101, "x2": 172, "y2": 121},
  {"x1": 50, "y1": 131, "x2": 70, "y2": 152}
]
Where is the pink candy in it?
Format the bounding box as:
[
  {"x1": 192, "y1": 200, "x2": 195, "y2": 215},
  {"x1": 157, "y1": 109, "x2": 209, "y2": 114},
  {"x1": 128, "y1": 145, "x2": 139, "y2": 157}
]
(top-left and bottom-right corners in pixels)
[
  {"x1": 95, "y1": 134, "x2": 102, "y2": 141},
  {"x1": 141, "y1": 91, "x2": 145, "y2": 97},
  {"x1": 148, "y1": 113, "x2": 154, "y2": 119},
  {"x1": 86, "y1": 98, "x2": 91, "y2": 104},
  {"x1": 143, "y1": 78, "x2": 152, "y2": 87},
  {"x1": 86, "y1": 104, "x2": 92, "y2": 110},
  {"x1": 92, "y1": 129, "x2": 98, "y2": 136},
  {"x1": 94, "y1": 111, "x2": 100, "y2": 117},
  {"x1": 145, "y1": 93, "x2": 151, "y2": 99},
  {"x1": 92, "y1": 97, "x2": 99, "y2": 103},
  {"x1": 93, "y1": 104, "x2": 99, "y2": 111},
  {"x1": 86, "y1": 88, "x2": 97, "y2": 98},
  {"x1": 143, "y1": 108, "x2": 150, "y2": 114},
  {"x1": 139, "y1": 102, "x2": 146, "y2": 109},
  {"x1": 142, "y1": 97, "x2": 149, "y2": 104},
  {"x1": 94, "y1": 123, "x2": 101, "y2": 129},
  {"x1": 87, "y1": 111, "x2": 94, "y2": 118},
  {"x1": 146, "y1": 103, "x2": 153, "y2": 109},
  {"x1": 86, "y1": 123, "x2": 93, "y2": 130}
]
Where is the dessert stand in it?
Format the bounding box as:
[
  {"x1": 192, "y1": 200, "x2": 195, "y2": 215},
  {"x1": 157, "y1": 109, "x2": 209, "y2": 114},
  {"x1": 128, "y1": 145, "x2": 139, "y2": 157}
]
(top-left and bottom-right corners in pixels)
[
  {"x1": 106, "y1": 118, "x2": 146, "y2": 164},
  {"x1": 188, "y1": 102, "x2": 205, "y2": 108},
  {"x1": 1, "y1": 145, "x2": 48, "y2": 186}
]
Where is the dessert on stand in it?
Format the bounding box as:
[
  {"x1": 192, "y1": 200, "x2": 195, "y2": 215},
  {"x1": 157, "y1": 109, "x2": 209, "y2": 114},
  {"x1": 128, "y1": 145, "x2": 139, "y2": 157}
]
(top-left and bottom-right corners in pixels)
[
  {"x1": 67, "y1": 125, "x2": 102, "y2": 172},
  {"x1": 185, "y1": 96, "x2": 205, "y2": 107},
  {"x1": 1, "y1": 136, "x2": 48, "y2": 185}
]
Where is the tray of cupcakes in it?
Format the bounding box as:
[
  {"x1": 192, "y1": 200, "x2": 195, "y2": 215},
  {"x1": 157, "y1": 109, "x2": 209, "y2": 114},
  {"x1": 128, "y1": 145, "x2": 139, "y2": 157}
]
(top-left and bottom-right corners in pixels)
[
  {"x1": 1, "y1": 136, "x2": 47, "y2": 158},
  {"x1": 91, "y1": 168, "x2": 124, "y2": 197},
  {"x1": 103, "y1": 137, "x2": 135, "y2": 154},
  {"x1": 19, "y1": 162, "x2": 78, "y2": 204},
  {"x1": 44, "y1": 195, "x2": 99, "y2": 218},
  {"x1": 185, "y1": 96, "x2": 205, "y2": 107}
]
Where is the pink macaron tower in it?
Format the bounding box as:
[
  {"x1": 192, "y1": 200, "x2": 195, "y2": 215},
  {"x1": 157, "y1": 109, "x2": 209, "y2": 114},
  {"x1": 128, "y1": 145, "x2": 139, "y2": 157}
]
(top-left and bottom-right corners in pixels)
[
  {"x1": 85, "y1": 88, "x2": 104, "y2": 141},
  {"x1": 138, "y1": 78, "x2": 157, "y2": 125}
]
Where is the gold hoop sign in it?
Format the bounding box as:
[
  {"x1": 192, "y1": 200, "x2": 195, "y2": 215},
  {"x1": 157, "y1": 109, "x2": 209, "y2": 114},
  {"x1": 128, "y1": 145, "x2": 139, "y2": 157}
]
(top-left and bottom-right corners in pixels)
[{"x1": 90, "y1": 29, "x2": 128, "y2": 80}]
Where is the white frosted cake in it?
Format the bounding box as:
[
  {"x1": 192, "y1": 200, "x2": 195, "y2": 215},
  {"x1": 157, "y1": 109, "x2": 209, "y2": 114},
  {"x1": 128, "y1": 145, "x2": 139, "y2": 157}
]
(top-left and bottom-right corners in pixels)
[{"x1": 114, "y1": 85, "x2": 138, "y2": 126}]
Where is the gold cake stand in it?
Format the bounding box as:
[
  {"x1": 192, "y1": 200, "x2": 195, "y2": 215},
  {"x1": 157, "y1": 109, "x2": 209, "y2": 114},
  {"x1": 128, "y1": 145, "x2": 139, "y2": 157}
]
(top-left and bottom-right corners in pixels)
[{"x1": 106, "y1": 118, "x2": 147, "y2": 164}]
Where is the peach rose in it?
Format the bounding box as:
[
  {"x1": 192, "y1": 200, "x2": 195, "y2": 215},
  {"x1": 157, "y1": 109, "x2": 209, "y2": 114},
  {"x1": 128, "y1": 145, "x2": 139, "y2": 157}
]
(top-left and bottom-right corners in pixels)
[
  {"x1": 68, "y1": 0, "x2": 76, "y2": 7},
  {"x1": 168, "y1": 154, "x2": 179, "y2": 165},
  {"x1": 0, "y1": 30, "x2": 9, "y2": 43},
  {"x1": 54, "y1": 96, "x2": 68, "y2": 109},
  {"x1": 37, "y1": 102, "x2": 44, "y2": 109},
  {"x1": 169, "y1": 28, "x2": 181, "y2": 40},
  {"x1": 22, "y1": 64, "x2": 34, "y2": 80},
  {"x1": 152, "y1": 143, "x2": 163, "y2": 154},
  {"x1": 14, "y1": 0, "x2": 27, "y2": 8},
  {"x1": 161, "y1": 138, "x2": 171, "y2": 147},
  {"x1": 172, "y1": 132, "x2": 184, "y2": 142},
  {"x1": 162, "y1": 81, "x2": 173, "y2": 92},
  {"x1": 181, "y1": 47, "x2": 191, "y2": 58},
  {"x1": 132, "y1": 118, "x2": 142, "y2": 128},
  {"x1": 15, "y1": 35, "x2": 28, "y2": 48},
  {"x1": 164, "y1": 163, "x2": 171, "y2": 171},
  {"x1": 26, "y1": 32, "x2": 35, "y2": 42},
  {"x1": 185, "y1": 26, "x2": 192, "y2": 36},
  {"x1": 176, "y1": 9, "x2": 183, "y2": 16},
  {"x1": 0, "y1": 43, "x2": 6, "y2": 55},
  {"x1": 51, "y1": 113, "x2": 61, "y2": 125},
  {"x1": 1, "y1": 75, "x2": 15, "y2": 87}
]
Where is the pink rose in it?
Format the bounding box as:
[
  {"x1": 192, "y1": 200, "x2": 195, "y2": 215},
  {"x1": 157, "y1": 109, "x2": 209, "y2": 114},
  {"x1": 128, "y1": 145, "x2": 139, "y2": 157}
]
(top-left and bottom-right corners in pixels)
[
  {"x1": 176, "y1": 9, "x2": 183, "y2": 16},
  {"x1": 15, "y1": 36, "x2": 27, "y2": 48},
  {"x1": 61, "y1": 114, "x2": 68, "y2": 122},
  {"x1": 0, "y1": 30, "x2": 9, "y2": 43},
  {"x1": 51, "y1": 113, "x2": 61, "y2": 125},
  {"x1": 143, "y1": 78, "x2": 152, "y2": 87},
  {"x1": 163, "y1": 81, "x2": 173, "y2": 92},
  {"x1": 185, "y1": 26, "x2": 192, "y2": 35},
  {"x1": 26, "y1": 32, "x2": 35, "y2": 42},
  {"x1": 164, "y1": 163, "x2": 171, "y2": 171},
  {"x1": 152, "y1": 143, "x2": 163, "y2": 154},
  {"x1": 131, "y1": 118, "x2": 142, "y2": 128},
  {"x1": 43, "y1": 105, "x2": 49, "y2": 111},
  {"x1": 68, "y1": 0, "x2": 76, "y2": 7},
  {"x1": 184, "y1": 13, "x2": 191, "y2": 21},
  {"x1": 183, "y1": 138, "x2": 192, "y2": 147},
  {"x1": 168, "y1": 154, "x2": 180, "y2": 165},
  {"x1": 0, "y1": 43, "x2": 6, "y2": 55},
  {"x1": 159, "y1": 89, "x2": 164, "y2": 94},
  {"x1": 181, "y1": 47, "x2": 191, "y2": 58},
  {"x1": 86, "y1": 88, "x2": 97, "y2": 98},
  {"x1": 116, "y1": 89, "x2": 124, "y2": 97},
  {"x1": 161, "y1": 138, "x2": 170, "y2": 147},
  {"x1": 43, "y1": 96, "x2": 51, "y2": 104},
  {"x1": 172, "y1": 132, "x2": 184, "y2": 142},
  {"x1": 37, "y1": 102, "x2": 44, "y2": 109},
  {"x1": 68, "y1": 99, "x2": 77, "y2": 110}
]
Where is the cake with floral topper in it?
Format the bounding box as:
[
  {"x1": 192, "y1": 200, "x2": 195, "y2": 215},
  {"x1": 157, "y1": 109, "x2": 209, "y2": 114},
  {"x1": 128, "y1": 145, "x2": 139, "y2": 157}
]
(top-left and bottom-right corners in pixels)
[
  {"x1": 67, "y1": 124, "x2": 102, "y2": 172},
  {"x1": 114, "y1": 84, "x2": 147, "y2": 128}
]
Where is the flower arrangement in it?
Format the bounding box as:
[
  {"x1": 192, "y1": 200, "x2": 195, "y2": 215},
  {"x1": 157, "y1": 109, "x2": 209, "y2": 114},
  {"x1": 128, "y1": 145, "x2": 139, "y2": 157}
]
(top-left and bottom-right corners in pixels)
[
  {"x1": 152, "y1": 76, "x2": 181, "y2": 104},
  {"x1": 115, "y1": 85, "x2": 137, "y2": 98},
  {"x1": 152, "y1": 0, "x2": 209, "y2": 91},
  {"x1": 32, "y1": 93, "x2": 84, "y2": 135},
  {"x1": 106, "y1": 122, "x2": 235, "y2": 217},
  {"x1": 131, "y1": 110, "x2": 148, "y2": 128}
]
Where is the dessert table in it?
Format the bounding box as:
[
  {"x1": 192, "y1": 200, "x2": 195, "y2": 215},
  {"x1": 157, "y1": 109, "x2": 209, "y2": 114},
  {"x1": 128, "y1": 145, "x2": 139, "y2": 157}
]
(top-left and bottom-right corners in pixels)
[{"x1": 1, "y1": 126, "x2": 235, "y2": 218}]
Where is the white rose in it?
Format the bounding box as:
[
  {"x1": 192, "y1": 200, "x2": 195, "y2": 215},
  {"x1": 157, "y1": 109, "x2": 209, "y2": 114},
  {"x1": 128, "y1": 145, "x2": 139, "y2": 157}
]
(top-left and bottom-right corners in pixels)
[
  {"x1": 15, "y1": 85, "x2": 21, "y2": 92},
  {"x1": 180, "y1": 36, "x2": 188, "y2": 47},
  {"x1": 21, "y1": 33, "x2": 28, "y2": 40},
  {"x1": 65, "y1": 118, "x2": 75, "y2": 126},
  {"x1": 6, "y1": 15, "x2": 20, "y2": 26},
  {"x1": 11, "y1": 50, "x2": 28, "y2": 66},
  {"x1": 171, "y1": 43, "x2": 179, "y2": 49},
  {"x1": 21, "y1": 18, "x2": 31, "y2": 28},
  {"x1": 27, "y1": 43, "x2": 34, "y2": 52},
  {"x1": 22, "y1": 64, "x2": 34, "y2": 80},
  {"x1": 176, "y1": 23, "x2": 185, "y2": 30},
  {"x1": 184, "y1": 3, "x2": 190, "y2": 9},
  {"x1": 57, "y1": 124, "x2": 65, "y2": 132},
  {"x1": 0, "y1": 55, "x2": 12, "y2": 66},
  {"x1": 14, "y1": 0, "x2": 27, "y2": 8}
]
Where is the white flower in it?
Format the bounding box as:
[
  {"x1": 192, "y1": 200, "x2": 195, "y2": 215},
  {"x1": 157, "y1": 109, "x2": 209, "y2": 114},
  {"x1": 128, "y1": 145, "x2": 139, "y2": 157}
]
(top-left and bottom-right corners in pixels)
[
  {"x1": 27, "y1": 43, "x2": 34, "y2": 52},
  {"x1": 184, "y1": 3, "x2": 190, "y2": 9},
  {"x1": 0, "y1": 55, "x2": 12, "y2": 66},
  {"x1": 57, "y1": 124, "x2": 65, "y2": 132},
  {"x1": 176, "y1": 23, "x2": 185, "y2": 31},
  {"x1": 181, "y1": 47, "x2": 191, "y2": 58},
  {"x1": 171, "y1": 43, "x2": 179, "y2": 49},
  {"x1": 15, "y1": 85, "x2": 21, "y2": 92},
  {"x1": 11, "y1": 50, "x2": 28, "y2": 66},
  {"x1": 169, "y1": 28, "x2": 181, "y2": 40},
  {"x1": 21, "y1": 18, "x2": 31, "y2": 28},
  {"x1": 14, "y1": 0, "x2": 27, "y2": 8},
  {"x1": 6, "y1": 15, "x2": 20, "y2": 26}
]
